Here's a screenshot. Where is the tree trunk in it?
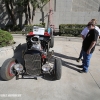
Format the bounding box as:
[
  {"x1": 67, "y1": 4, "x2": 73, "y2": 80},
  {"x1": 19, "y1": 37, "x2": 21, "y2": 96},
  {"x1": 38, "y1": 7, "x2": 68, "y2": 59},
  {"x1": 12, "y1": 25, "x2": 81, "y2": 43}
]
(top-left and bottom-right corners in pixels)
[
  {"x1": 5, "y1": 1, "x2": 16, "y2": 26},
  {"x1": 40, "y1": 8, "x2": 44, "y2": 23},
  {"x1": 28, "y1": 2, "x2": 32, "y2": 25},
  {"x1": 24, "y1": 7, "x2": 28, "y2": 25},
  {"x1": 24, "y1": 0, "x2": 29, "y2": 25},
  {"x1": 32, "y1": 7, "x2": 36, "y2": 24}
]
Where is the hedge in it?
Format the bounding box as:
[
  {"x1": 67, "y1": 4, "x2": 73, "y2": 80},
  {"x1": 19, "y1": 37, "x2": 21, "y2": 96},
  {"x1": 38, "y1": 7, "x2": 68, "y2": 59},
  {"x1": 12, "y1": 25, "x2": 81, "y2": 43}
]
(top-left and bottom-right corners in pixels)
[
  {"x1": 59, "y1": 24, "x2": 86, "y2": 29},
  {"x1": 59, "y1": 24, "x2": 87, "y2": 36},
  {"x1": 59, "y1": 28, "x2": 83, "y2": 36},
  {"x1": 11, "y1": 31, "x2": 25, "y2": 35},
  {"x1": 59, "y1": 24, "x2": 100, "y2": 36},
  {"x1": 0, "y1": 29, "x2": 13, "y2": 47}
]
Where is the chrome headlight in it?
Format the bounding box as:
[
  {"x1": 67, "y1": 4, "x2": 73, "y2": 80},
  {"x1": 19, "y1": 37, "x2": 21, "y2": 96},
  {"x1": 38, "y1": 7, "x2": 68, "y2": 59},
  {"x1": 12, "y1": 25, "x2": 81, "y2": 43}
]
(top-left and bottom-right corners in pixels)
[
  {"x1": 14, "y1": 64, "x2": 23, "y2": 72},
  {"x1": 42, "y1": 63, "x2": 51, "y2": 72}
]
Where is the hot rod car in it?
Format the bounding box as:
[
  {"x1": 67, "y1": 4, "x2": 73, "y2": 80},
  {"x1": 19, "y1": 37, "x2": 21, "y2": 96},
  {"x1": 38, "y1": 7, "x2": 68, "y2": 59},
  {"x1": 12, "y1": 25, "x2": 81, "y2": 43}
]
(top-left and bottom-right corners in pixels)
[{"x1": 0, "y1": 26, "x2": 62, "y2": 81}]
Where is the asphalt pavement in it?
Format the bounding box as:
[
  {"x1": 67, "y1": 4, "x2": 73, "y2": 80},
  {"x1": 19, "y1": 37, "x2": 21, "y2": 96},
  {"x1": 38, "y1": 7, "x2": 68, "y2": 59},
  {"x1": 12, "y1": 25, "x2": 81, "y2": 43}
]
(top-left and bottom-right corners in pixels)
[{"x1": 0, "y1": 34, "x2": 100, "y2": 100}]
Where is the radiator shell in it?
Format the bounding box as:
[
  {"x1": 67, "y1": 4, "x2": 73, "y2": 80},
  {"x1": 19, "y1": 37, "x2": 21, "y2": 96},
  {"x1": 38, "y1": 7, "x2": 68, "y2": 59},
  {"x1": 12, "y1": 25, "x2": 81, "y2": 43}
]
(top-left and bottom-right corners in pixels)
[{"x1": 24, "y1": 50, "x2": 42, "y2": 75}]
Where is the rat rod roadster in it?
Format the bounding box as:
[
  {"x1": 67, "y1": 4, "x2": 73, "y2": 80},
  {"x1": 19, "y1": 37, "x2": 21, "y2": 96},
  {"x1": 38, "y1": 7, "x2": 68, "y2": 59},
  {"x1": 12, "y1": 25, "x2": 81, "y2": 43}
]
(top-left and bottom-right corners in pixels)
[{"x1": 0, "y1": 26, "x2": 62, "y2": 81}]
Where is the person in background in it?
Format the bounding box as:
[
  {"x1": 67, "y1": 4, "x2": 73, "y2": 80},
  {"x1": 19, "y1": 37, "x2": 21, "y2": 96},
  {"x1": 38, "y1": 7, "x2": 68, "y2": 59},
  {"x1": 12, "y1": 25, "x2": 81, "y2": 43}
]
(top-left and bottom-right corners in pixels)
[
  {"x1": 79, "y1": 22, "x2": 99, "y2": 73},
  {"x1": 76, "y1": 19, "x2": 100, "y2": 62}
]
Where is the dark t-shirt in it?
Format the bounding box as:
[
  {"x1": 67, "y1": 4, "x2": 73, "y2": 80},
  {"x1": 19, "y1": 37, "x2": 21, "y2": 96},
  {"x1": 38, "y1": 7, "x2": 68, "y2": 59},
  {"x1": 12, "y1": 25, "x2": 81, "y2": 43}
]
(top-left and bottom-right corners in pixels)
[{"x1": 83, "y1": 29, "x2": 99, "y2": 53}]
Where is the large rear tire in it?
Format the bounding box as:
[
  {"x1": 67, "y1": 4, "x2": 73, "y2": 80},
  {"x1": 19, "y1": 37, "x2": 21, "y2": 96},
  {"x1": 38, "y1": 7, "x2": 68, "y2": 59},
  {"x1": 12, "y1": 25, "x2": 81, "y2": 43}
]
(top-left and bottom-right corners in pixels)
[
  {"x1": 0, "y1": 58, "x2": 16, "y2": 81},
  {"x1": 54, "y1": 58, "x2": 62, "y2": 80}
]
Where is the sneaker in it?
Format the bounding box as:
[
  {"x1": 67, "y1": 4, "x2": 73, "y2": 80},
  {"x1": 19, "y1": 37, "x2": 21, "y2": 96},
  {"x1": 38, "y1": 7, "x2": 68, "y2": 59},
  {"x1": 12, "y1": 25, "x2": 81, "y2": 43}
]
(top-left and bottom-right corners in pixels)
[
  {"x1": 77, "y1": 65, "x2": 83, "y2": 68},
  {"x1": 76, "y1": 58, "x2": 81, "y2": 62},
  {"x1": 78, "y1": 70, "x2": 87, "y2": 73}
]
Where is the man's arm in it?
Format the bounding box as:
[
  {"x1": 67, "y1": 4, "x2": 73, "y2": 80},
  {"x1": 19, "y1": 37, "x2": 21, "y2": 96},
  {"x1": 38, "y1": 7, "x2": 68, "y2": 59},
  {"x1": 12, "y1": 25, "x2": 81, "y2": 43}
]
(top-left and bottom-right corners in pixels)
[
  {"x1": 81, "y1": 27, "x2": 88, "y2": 40},
  {"x1": 81, "y1": 35, "x2": 85, "y2": 40},
  {"x1": 95, "y1": 26, "x2": 100, "y2": 39},
  {"x1": 87, "y1": 41, "x2": 96, "y2": 54}
]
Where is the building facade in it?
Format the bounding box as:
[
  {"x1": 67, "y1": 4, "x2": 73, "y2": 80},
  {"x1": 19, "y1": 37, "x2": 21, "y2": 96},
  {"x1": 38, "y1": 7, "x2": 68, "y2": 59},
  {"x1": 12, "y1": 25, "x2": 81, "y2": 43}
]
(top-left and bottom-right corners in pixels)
[
  {"x1": 0, "y1": 0, "x2": 100, "y2": 29},
  {"x1": 34, "y1": 0, "x2": 100, "y2": 28}
]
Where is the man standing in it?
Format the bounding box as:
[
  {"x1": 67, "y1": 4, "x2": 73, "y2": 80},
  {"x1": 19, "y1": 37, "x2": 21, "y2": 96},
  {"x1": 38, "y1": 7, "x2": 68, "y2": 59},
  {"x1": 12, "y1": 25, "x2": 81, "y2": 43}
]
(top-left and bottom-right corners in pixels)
[
  {"x1": 79, "y1": 22, "x2": 99, "y2": 73},
  {"x1": 76, "y1": 19, "x2": 100, "y2": 62}
]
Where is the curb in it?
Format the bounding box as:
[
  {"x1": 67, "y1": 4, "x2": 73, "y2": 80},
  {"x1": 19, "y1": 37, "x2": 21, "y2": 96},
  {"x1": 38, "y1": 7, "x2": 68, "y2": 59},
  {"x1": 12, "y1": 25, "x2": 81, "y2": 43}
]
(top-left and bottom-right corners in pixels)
[
  {"x1": 0, "y1": 43, "x2": 19, "y2": 66},
  {"x1": 0, "y1": 43, "x2": 19, "y2": 57},
  {"x1": 0, "y1": 46, "x2": 13, "y2": 58}
]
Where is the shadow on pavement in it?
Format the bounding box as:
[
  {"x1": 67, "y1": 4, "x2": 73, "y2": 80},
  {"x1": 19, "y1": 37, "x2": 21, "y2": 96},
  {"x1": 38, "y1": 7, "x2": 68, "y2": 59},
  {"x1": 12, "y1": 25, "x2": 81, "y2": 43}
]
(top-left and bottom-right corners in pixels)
[
  {"x1": 54, "y1": 52, "x2": 77, "y2": 60},
  {"x1": 54, "y1": 52, "x2": 80, "y2": 72},
  {"x1": 62, "y1": 60, "x2": 79, "y2": 72},
  {"x1": 41, "y1": 74, "x2": 56, "y2": 81}
]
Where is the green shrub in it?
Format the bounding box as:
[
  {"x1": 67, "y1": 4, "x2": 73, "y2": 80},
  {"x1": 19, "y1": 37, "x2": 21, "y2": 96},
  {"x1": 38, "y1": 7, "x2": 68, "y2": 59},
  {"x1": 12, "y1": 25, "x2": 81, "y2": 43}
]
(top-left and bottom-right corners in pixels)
[
  {"x1": 59, "y1": 24, "x2": 86, "y2": 30},
  {"x1": 40, "y1": 23, "x2": 45, "y2": 27},
  {"x1": 59, "y1": 28, "x2": 83, "y2": 36},
  {"x1": 0, "y1": 29, "x2": 13, "y2": 47},
  {"x1": 98, "y1": 25, "x2": 100, "y2": 28},
  {"x1": 59, "y1": 24, "x2": 100, "y2": 36},
  {"x1": 59, "y1": 24, "x2": 86, "y2": 36},
  {"x1": 5, "y1": 24, "x2": 22, "y2": 31},
  {"x1": 10, "y1": 31, "x2": 24, "y2": 34}
]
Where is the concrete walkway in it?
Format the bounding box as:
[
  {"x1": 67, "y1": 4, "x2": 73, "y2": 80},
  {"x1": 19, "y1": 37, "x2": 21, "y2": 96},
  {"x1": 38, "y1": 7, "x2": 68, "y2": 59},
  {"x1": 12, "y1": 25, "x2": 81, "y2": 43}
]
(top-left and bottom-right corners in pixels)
[{"x1": 0, "y1": 34, "x2": 100, "y2": 100}]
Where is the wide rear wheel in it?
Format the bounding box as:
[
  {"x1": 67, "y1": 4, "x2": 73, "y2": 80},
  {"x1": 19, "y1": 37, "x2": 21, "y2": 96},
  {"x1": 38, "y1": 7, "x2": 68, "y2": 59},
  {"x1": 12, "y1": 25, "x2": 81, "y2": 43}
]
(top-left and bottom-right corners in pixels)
[{"x1": 0, "y1": 58, "x2": 16, "y2": 81}]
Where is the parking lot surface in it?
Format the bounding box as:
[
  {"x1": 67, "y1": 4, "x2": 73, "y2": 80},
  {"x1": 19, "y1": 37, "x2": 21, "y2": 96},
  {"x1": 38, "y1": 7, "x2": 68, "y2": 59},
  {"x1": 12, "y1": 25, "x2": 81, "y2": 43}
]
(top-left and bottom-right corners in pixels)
[{"x1": 0, "y1": 35, "x2": 100, "y2": 100}]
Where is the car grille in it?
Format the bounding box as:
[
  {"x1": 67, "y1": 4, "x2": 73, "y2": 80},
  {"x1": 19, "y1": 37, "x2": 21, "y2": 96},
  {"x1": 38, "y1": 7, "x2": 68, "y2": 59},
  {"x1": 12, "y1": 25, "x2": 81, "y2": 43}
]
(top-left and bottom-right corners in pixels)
[{"x1": 24, "y1": 54, "x2": 41, "y2": 75}]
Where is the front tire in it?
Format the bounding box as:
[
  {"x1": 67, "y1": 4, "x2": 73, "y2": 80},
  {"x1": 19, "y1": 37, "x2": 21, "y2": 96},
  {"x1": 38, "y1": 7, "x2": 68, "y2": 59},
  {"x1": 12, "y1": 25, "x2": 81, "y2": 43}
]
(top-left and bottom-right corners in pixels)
[
  {"x1": 54, "y1": 58, "x2": 62, "y2": 80},
  {"x1": 0, "y1": 58, "x2": 16, "y2": 81}
]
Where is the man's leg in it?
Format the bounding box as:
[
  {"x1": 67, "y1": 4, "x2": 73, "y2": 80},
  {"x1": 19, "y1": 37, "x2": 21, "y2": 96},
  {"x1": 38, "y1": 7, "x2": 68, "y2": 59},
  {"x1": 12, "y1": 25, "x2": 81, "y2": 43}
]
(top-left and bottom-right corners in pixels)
[
  {"x1": 79, "y1": 49, "x2": 83, "y2": 59},
  {"x1": 82, "y1": 51, "x2": 92, "y2": 72},
  {"x1": 76, "y1": 49, "x2": 83, "y2": 62}
]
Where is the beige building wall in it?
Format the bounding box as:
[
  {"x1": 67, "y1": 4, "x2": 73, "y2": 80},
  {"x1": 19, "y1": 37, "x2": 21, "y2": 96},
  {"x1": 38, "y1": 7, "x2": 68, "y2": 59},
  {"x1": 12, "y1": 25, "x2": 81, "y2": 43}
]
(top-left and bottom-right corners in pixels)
[
  {"x1": 0, "y1": 0, "x2": 100, "y2": 28},
  {"x1": 34, "y1": 0, "x2": 100, "y2": 28}
]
